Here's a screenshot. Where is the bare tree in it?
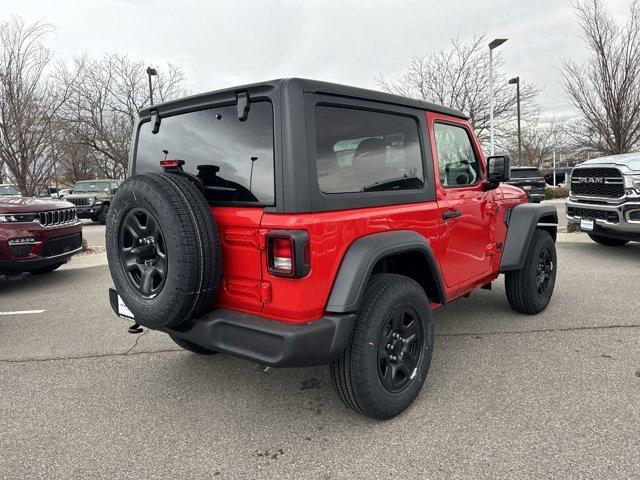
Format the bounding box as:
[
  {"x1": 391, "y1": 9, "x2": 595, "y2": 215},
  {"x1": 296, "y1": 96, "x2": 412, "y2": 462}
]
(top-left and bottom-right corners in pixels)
[
  {"x1": 562, "y1": 0, "x2": 640, "y2": 154},
  {"x1": 59, "y1": 54, "x2": 186, "y2": 178},
  {"x1": 376, "y1": 34, "x2": 540, "y2": 148},
  {"x1": 0, "y1": 17, "x2": 75, "y2": 195},
  {"x1": 501, "y1": 118, "x2": 566, "y2": 169}
]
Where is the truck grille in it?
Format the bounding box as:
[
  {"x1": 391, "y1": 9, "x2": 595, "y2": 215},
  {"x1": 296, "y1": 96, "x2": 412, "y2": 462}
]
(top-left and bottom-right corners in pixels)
[
  {"x1": 68, "y1": 197, "x2": 90, "y2": 206},
  {"x1": 40, "y1": 232, "x2": 82, "y2": 258},
  {"x1": 567, "y1": 206, "x2": 619, "y2": 223},
  {"x1": 9, "y1": 243, "x2": 34, "y2": 257},
  {"x1": 571, "y1": 167, "x2": 624, "y2": 198},
  {"x1": 39, "y1": 208, "x2": 77, "y2": 227}
]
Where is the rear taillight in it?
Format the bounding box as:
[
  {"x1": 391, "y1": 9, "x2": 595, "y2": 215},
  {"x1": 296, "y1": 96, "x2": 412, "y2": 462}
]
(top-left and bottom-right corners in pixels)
[
  {"x1": 267, "y1": 230, "x2": 310, "y2": 278},
  {"x1": 272, "y1": 237, "x2": 293, "y2": 273}
]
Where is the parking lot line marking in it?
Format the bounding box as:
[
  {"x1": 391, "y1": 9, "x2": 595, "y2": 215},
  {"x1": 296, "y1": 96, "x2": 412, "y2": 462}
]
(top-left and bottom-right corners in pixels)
[{"x1": 0, "y1": 310, "x2": 45, "y2": 316}]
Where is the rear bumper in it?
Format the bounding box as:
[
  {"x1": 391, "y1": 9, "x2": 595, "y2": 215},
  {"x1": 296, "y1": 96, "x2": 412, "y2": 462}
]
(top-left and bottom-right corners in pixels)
[{"x1": 108, "y1": 288, "x2": 355, "y2": 367}]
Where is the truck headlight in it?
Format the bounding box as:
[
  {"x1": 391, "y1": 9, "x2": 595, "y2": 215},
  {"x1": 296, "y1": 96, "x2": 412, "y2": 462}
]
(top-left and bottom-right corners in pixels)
[
  {"x1": 624, "y1": 173, "x2": 640, "y2": 188},
  {"x1": 0, "y1": 215, "x2": 18, "y2": 222},
  {"x1": 88, "y1": 197, "x2": 96, "y2": 206}
]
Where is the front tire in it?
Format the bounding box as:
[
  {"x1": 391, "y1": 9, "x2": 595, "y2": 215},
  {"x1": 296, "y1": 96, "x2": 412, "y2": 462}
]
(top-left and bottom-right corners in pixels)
[
  {"x1": 97, "y1": 205, "x2": 109, "y2": 225},
  {"x1": 587, "y1": 233, "x2": 629, "y2": 247},
  {"x1": 330, "y1": 274, "x2": 434, "y2": 420},
  {"x1": 505, "y1": 229, "x2": 557, "y2": 314}
]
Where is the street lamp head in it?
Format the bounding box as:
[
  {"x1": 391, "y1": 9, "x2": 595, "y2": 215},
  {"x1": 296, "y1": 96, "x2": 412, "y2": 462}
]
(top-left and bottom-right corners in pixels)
[
  {"x1": 146, "y1": 67, "x2": 158, "y2": 76},
  {"x1": 489, "y1": 38, "x2": 508, "y2": 50},
  {"x1": 508, "y1": 77, "x2": 520, "y2": 85}
]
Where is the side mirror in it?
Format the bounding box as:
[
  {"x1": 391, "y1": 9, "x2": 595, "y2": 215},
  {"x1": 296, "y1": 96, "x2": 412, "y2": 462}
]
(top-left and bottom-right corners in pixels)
[{"x1": 484, "y1": 155, "x2": 511, "y2": 190}]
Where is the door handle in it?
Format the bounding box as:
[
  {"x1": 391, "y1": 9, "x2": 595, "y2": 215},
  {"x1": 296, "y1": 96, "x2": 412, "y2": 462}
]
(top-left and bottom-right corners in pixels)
[{"x1": 442, "y1": 209, "x2": 462, "y2": 220}]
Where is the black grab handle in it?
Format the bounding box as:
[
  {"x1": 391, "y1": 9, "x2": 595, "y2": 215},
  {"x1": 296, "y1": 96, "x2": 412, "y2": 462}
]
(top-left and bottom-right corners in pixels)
[{"x1": 442, "y1": 209, "x2": 462, "y2": 220}]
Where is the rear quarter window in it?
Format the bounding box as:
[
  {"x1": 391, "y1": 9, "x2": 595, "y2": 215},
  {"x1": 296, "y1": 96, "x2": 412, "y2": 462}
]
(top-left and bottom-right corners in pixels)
[{"x1": 314, "y1": 106, "x2": 424, "y2": 194}]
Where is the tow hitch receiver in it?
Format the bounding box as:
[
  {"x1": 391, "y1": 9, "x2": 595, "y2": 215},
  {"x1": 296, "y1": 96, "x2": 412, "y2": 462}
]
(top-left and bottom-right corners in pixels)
[{"x1": 128, "y1": 323, "x2": 144, "y2": 334}]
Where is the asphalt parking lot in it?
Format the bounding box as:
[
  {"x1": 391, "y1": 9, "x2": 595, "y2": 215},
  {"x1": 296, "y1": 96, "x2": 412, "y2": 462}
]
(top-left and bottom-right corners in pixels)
[{"x1": 1, "y1": 229, "x2": 639, "y2": 479}]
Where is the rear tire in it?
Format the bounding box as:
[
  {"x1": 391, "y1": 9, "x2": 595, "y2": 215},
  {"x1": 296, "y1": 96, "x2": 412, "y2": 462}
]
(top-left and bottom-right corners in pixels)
[
  {"x1": 29, "y1": 262, "x2": 64, "y2": 274},
  {"x1": 169, "y1": 334, "x2": 218, "y2": 355},
  {"x1": 330, "y1": 274, "x2": 434, "y2": 420},
  {"x1": 587, "y1": 233, "x2": 629, "y2": 247},
  {"x1": 505, "y1": 229, "x2": 557, "y2": 314}
]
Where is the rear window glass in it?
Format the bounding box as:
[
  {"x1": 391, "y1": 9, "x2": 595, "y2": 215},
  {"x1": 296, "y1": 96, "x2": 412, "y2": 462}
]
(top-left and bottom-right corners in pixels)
[
  {"x1": 135, "y1": 101, "x2": 275, "y2": 204},
  {"x1": 511, "y1": 168, "x2": 542, "y2": 178},
  {"x1": 314, "y1": 106, "x2": 424, "y2": 194}
]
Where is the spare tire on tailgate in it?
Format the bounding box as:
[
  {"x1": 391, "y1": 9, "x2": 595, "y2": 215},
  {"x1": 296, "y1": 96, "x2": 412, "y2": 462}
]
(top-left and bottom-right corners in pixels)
[{"x1": 106, "y1": 172, "x2": 221, "y2": 329}]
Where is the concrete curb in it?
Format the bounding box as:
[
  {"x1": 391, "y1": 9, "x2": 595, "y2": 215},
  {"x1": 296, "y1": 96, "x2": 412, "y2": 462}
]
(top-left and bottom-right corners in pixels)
[{"x1": 61, "y1": 252, "x2": 108, "y2": 270}]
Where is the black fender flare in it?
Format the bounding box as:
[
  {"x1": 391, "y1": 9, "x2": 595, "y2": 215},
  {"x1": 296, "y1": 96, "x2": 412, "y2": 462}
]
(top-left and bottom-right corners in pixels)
[
  {"x1": 325, "y1": 230, "x2": 446, "y2": 313},
  {"x1": 500, "y1": 203, "x2": 558, "y2": 272}
]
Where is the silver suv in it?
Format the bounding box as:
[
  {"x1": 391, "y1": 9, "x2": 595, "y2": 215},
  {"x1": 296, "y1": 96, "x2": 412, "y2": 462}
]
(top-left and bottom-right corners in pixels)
[{"x1": 566, "y1": 153, "x2": 640, "y2": 246}]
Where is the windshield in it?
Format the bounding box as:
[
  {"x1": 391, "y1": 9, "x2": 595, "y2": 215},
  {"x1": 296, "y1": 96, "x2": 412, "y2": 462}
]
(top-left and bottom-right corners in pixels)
[
  {"x1": 74, "y1": 181, "x2": 111, "y2": 193},
  {"x1": 134, "y1": 101, "x2": 275, "y2": 205},
  {"x1": 0, "y1": 184, "x2": 20, "y2": 195},
  {"x1": 511, "y1": 168, "x2": 542, "y2": 179}
]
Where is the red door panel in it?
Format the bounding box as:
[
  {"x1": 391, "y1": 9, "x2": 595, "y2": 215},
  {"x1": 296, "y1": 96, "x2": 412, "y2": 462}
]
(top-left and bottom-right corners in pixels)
[{"x1": 427, "y1": 112, "x2": 494, "y2": 288}]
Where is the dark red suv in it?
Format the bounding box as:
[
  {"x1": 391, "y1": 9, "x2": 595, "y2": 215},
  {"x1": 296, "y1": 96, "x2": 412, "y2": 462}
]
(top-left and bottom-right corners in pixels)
[
  {"x1": 0, "y1": 196, "x2": 82, "y2": 276},
  {"x1": 107, "y1": 79, "x2": 558, "y2": 419}
]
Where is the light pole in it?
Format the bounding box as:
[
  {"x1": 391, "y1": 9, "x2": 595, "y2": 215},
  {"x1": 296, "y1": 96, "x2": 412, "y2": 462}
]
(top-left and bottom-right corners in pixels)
[
  {"x1": 489, "y1": 38, "x2": 508, "y2": 156},
  {"x1": 508, "y1": 76, "x2": 521, "y2": 162},
  {"x1": 146, "y1": 67, "x2": 158, "y2": 105}
]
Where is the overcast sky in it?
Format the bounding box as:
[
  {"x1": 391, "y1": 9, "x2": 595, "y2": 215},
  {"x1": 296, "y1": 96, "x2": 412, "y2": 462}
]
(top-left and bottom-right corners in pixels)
[{"x1": 3, "y1": 0, "x2": 633, "y2": 118}]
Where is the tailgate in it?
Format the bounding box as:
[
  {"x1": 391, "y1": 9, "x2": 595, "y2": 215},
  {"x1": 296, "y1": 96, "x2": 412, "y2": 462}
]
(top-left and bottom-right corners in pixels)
[{"x1": 212, "y1": 206, "x2": 266, "y2": 312}]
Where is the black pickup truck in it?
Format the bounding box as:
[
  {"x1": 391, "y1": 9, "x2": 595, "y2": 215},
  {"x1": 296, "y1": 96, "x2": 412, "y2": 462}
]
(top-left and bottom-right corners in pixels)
[{"x1": 508, "y1": 166, "x2": 546, "y2": 203}]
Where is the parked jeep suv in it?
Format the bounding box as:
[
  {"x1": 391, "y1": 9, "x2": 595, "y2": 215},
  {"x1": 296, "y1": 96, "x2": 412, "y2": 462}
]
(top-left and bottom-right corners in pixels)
[
  {"x1": 566, "y1": 153, "x2": 640, "y2": 246},
  {"x1": 0, "y1": 196, "x2": 82, "y2": 276},
  {"x1": 65, "y1": 180, "x2": 121, "y2": 224},
  {"x1": 106, "y1": 79, "x2": 558, "y2": 419},
  {"x1": 508, "y1": 166, "x2": 546, "y2": 203}
]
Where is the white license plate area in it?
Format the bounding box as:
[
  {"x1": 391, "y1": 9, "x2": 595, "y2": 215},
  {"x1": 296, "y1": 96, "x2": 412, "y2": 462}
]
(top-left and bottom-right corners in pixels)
[
  {"x1": 118, "y1": 295, "x2": 135, "y2": 319},
  {"x1": 580, "y1": 218, "x2": 594, "y2": 231},
  {"x1": 523, "y1": 185, "x2": 532, "y2": 190}
]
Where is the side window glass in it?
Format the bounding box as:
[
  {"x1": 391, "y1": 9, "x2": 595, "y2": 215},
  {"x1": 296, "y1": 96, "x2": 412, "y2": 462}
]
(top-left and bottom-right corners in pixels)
[
  {"x1": 433, "y1": 123, "x2": 480, "y2": 187},
  {"x1": 314, "y1": 106, "x2": 424, "y2": 194}
]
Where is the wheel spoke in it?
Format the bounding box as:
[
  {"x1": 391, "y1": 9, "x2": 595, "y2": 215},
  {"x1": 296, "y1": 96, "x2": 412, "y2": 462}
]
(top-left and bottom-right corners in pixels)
[
  {"x1": 402, "y1": 317, "x2": 419, "y2": 338},
  {"x1": 390, "y1": 309, "x2": 404, "y2": 330},
  {"x1": 124, "y1": 213, "x2": 144, "y2": 239},
  {"x1": 140, "y1": 265, "x2": 156, "y2": 296},
  {"x1": 402, "y1": 350, "x2": 418, "y2": 373},
  {"x1": 123, "y1": 256, "x2": 139, "y2": 273}
]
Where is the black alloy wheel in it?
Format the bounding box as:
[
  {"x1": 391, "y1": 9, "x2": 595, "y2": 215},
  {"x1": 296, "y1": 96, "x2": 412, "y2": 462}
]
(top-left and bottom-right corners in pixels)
[
  {"x1": 119, "y1": 207, "x2": 167, "y2": 298},
  {"x1": 377, "y1": 305, "x2": 424, "y2": 393},
  {"x1": 535, "y1": 248, "x2": 554, "y2": 298}
]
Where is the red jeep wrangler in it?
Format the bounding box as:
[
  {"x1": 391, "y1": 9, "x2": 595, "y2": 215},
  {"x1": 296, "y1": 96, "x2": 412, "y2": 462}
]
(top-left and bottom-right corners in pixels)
[{"x1": 106, "y1": 79, "x2": 558, "y2": 419}]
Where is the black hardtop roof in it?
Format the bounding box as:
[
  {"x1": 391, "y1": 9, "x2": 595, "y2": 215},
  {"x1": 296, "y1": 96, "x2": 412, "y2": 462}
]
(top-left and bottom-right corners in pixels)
[{"x1": 139, "y1": 78, "x2": 468, "y2": 120}]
